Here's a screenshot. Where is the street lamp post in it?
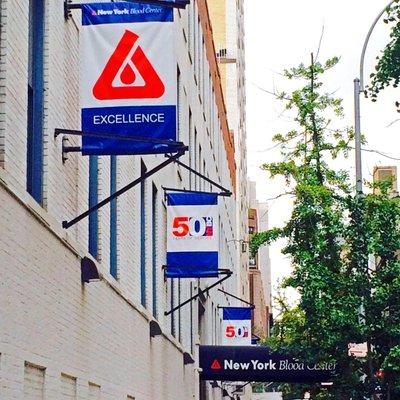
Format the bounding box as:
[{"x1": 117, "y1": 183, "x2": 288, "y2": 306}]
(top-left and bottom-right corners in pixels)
[
  {"x1": 353, "y1": 4, "x2": 397, "y2": 399},
  {"x1": 354, "y1": 0, "x2": 396, "y2": 194}
]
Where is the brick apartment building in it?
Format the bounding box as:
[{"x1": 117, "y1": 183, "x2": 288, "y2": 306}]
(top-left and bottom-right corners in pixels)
[{"x1": 248, "y1": 182, "x2": 272, "y2": 339}]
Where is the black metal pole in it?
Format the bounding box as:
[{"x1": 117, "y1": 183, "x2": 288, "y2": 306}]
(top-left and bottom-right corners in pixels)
[
  {"x1": 164, "y1": 272, "x2": 232, "y2": 316},
  {"x1": 62, "y1": 150, "x2": 186, "y2": 229},
  {"x1": 217, "y1": 288, "x2": 255, "y2": 308},
  {"x1": 162, "y1": 187, "x2": 230, "y2": 197},
  {"x1": 55, "y1": 128, "x2": 186, "y2": 147},
  {"x1": 232, "y1": 382, "x2": 252, "y2": 394},
  {"x1": 63, "y1": 146, "x2": 81, "y2": 153},
  {"x1": 170, "y1": 157, "x2": 232, "y2": 196}
]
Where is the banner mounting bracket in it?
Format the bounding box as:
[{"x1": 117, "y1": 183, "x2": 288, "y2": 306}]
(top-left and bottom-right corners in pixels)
[
  {"x1": 55, "y1": 128, "x2": 187, "y2": 162},
  {"x1": 164, "y1": 270, "x2": 233, "y2": 316},
  {"x1": 217, "y1": 289, "x2": 255, "y2": 308},
  {"x1": 165, "y1": 157, "x2": 232, "y2": 196},
  {"x1": 162, "y1": 187, "x2": 231, "y2": 198},
  {"x1": 62, "y1": 149, "x2": 186, "y2": 229}
]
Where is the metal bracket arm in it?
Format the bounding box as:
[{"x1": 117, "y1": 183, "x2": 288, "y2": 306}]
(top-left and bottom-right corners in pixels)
[
  {"x1": 232, "y1": 382, "x2": 252, "y2": 394},
  {"x1": 168, "y1": 157, "x2": 232, "y2": 196},
  {"x1": 162, "y1": 187, "x2": 230, "y2": 198},
  {"x1": 55, "y1": 128, "x2": 186, "y2": 148},
  {"x1": 217, "y1": 288, "x2": 255, "y2": 308},
  {"x1": 164, "y1": 271, "x2": 233, "y2": 316},
  {"x1": 55, "y1": 128, "x2": 186, "y2": 163},
  {"x1": 62, "y1": 150, "x2": 186, "y2": 229}
]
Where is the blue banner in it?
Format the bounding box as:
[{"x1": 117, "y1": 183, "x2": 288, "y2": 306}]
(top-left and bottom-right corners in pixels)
[
  {"x1": 80, "y1": 2, "x2": 178, "y2": 155},
  {"x1": 166, "y1": 192, "x2": 219, "y2": 278},
  {"x1": 223, "y1": 307, "x2": 252, "y2": 321},
  {"x1": 82, "y1": 3, "x2": 173, "y2": 26}
]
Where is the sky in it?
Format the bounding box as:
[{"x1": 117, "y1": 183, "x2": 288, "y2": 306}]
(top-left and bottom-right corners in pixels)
[{"x1": 244, "y1": 0, "x2": 400, "y2": 303}]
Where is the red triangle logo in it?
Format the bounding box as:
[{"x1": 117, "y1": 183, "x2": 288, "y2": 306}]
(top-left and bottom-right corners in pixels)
[
  {"x1": 211, "y1": 359, "x2": 221, "y2": 370},
  {"x1": 93, "y1": 30, "x2": 165, "y2": 100}
]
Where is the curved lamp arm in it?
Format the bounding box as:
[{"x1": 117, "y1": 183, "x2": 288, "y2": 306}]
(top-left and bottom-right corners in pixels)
[{"x1": 360, "y1": 0, "x2": 397, "y2": 91}]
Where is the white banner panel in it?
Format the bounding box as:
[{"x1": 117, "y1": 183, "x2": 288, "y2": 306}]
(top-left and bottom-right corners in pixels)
[{"x1": 221, "y1": 307, "x2": 252, "y2": 346}]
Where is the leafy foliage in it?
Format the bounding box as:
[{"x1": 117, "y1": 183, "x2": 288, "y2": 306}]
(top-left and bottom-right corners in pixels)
[
  {"x1": 250, "y1": 227, "x2": 284, "y2": 257},
  {"x1": 252, "y1": 56, "x2": 400, "y2": 399},
  {"x1": 367, "y1": 0, "x2": 400, "y2": 110}
]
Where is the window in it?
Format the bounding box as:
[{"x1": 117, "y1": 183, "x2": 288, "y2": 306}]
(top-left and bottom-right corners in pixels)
[
  {"x1": 193, "y1": 129, "x2": 198, "y2": 189},
  {"x1": 187, "y1": 2, "x2": 193, "y2": 61},
  {"x1": 88, "y1": 383, "x2": 101, "y2": 400},
  {"x1": 200, "y1": 37, "x2": 205, "y2": 101},
  {"x1": 170, "y1": 278, "x2": 175, "y2": 336},
  {"x1": 61, "y1": 374, "x2": 77, "y2": 400},
  {"x1": 177, "y1": 68, "x2": 181, "y2": 141},
  {"x1": 202, "y1": 160, "x2": 206, "y2": 191},
  {"x1": 27, "y1": 0, "x2": 45, "y2": 204},
  {"x1": 152, "y1": 183, "x2": 158, "y2": 318},
  {"x1": 198, "y1": 145, "x2": 202, "y2": 190},
  {"x1": 178, "y1": 278, "x2": 182, "y2": 342},
  {"x1": 88, "y1": 156, "x2": 99, "y2": 259},
  {"x1": 188, "y1": 110, "x2": 193, "y2": 188},
  {"x1": 24, "y1": 363, "x2": 45, "y2": 400},
  {"x1": 214, "y1": 306, "x2": 217, "y2": 345},
  {"x1": 190, "y1": 282, "x2": 194, "y2": 353},
  {"x1": 110, "y1": 156, "x2": 118, "y2": 279},
  {"x1": 140, "y1": 160, "x2": 147, "y2": 307},
  {"x1": 193, "y1": 10, "x2": 197, "y2": 79}
]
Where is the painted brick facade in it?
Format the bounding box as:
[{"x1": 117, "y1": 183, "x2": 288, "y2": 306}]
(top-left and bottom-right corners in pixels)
[{"x1": 0, "y1": 1, "x2": 246, "y2": 399}]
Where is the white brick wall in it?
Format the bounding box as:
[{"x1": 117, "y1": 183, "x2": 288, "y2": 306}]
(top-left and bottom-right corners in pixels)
[
  {"x1": 0, "y1": 1, "x2": 244, "y2": 399},
  {"x1": 0, "y1": 0, "x2": 6, "y2": 168}
]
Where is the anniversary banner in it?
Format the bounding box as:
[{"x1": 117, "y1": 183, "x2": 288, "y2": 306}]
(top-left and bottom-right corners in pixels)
[
  {"x1": 200, "y1": 346, "x2": 337, "y2": 383},
  {"x1": 166, "y1": 192, "x2": 219, "y2": 278},
  {"x1": 221, "y1": 307, "x2": 252, "y2": 346}
]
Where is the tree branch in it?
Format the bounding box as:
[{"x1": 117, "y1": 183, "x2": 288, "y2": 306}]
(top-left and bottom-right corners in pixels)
[
  {"x1": 265, "y1": 192, "x2": 295, "y2": 202},
  {"x1": 310, "y1": 53, "x2": 324, "y2": 184},
  {"x1": 251, "y1": 82, "x2": 292, "y2": 101}
]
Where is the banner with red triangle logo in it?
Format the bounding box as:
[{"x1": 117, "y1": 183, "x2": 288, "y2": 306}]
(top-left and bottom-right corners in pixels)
[{"x1": 80, "y1": 2, "x2": 179, "y2": 155}]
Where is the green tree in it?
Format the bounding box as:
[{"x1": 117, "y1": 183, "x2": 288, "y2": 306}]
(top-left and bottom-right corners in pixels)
[
  {"x1": 251, "y1": 55, "x2": 400, "y2": 399},
  {"x1": 367, "y1": 0, "x2": 400, "y2": 110}
]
